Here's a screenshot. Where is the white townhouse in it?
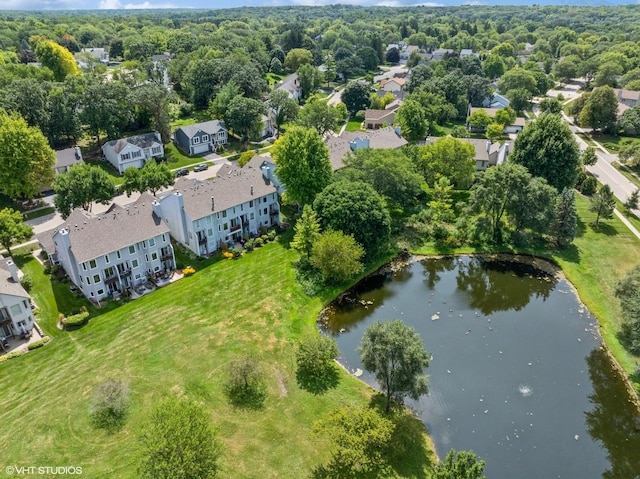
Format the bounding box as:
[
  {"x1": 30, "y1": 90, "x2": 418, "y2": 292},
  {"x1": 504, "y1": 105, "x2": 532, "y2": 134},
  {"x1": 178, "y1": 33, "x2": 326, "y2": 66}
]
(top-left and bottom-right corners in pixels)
[
  {"x1": 102, "y1": 132, "x2": 164, "y2": 174},
  {"x1": 0, "y1": 256, "x2": 35, "y2": 341},
  {"x1": 153, "y1": 163, "x2": 280, "y2": 256},
  {"x1": 37, "y1": 194, "x2": 176, "y2": 302}
]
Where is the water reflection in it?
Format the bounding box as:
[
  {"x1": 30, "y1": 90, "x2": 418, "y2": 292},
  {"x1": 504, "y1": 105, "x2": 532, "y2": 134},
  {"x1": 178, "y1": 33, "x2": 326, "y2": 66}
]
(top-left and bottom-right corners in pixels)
[{"x1": 585, "y1": 348, "x2": 640, "y2": 479}]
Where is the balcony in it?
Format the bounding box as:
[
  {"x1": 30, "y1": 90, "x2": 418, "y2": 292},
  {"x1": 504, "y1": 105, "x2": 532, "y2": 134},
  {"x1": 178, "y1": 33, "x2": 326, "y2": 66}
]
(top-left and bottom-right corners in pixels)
[
  {"x1": 270, "y1": 209, "x2": 279, "y2": 217},
  {"x1": 119, "y1": 269, "x2": 132, "y2": 277},
  {"x1": 198, "y1": 236, "x2": 207, "y2": 245},
  {"x1": 230, "y1": 224, "x2": 241, "y2": 233},
  {"x1": 104, "y1": 275, "x2": 119, "y2": 285},
  {"x1": 161, "y1": 252, "x2": 173, "y2": 261}
]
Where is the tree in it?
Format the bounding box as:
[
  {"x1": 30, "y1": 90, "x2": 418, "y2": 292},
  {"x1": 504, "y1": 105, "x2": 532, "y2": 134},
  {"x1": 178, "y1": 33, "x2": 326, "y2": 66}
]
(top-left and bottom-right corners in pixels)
[
  {"x1": 34, "y1": 39, "x2": 80, "y2": 81},
  {"x1": 539, "y1": 98, "x2": 563, "y2": 114},
  {"x1": 284, "y1": 48, "x2": 313, "y2": 71},
  {"x1": 311, "y1": 230, "x2": 364, "y2": 283},
  {"x1": 311, "y1": 406, "x2": 395, "y2": 478},
  {"x1": 0, "y1": 208, "x2": 33, "y2": 256},
  {"x1": 225, "y1": 96, "x2": 265, "y2": 145},
  {"x1": 291, "y1": 205, "x2": 321, "y2": 259},
  {"x1": 494, "y1": 107, "x2": 516, "y2": 126},
  {"x1": 551, "y1": 188, "x2": 578, "y2": 248},
  {"x1": 429, "y1": 176, "x2": 455, "y2": 223},
  {"x1": 464, "y1": 75, "x2": 492, "y2": 107},
  {"x1": 270, "y1": 57, "x2": 283, "y2": 74},
  {"x1": 344, "y1": 149, "x2": 423, "y2": 208},
  {"x1": 467, "y1": 110, "x2": 492, "y2": 130},
  {"x1": 298, "y1": 64, "x2": 321, "y2": 100},
  {"x1": 396, "y1": 99, "x2": 428, "y2": 142},
  {"x1": 272, "y1": 126, "x2": 331, "y2": 206},
  {"x1": 485, "y1": 123, "x2": 504, "y2": 142},
  {"x1": 581, "y1": 148, "x2": 599, "y2": 167},
  {"x1": 81, "y1": 80, "x2": 133, "y2": 147},
  {"x1": 594, "y1": 61, "x2": 623, "y2": 88},
  {"x1": 122, "y1": 167, "x2": 142, "y2": 198},
  {"x1": 624, "y1": 189, "x2": 639, "y2": 212},
  {"x1": 432, "y1": 450, "x2": 486, "y2": 479},
  {"x1": 267, "y1": 89, "x2": 298, "y2": 134},
  {"x1": 131, "y1": 84, "x2": 172, "y2": 143},
  {"x1": 356, "y1": 46, "x2": 379, "y2": 71},
  {"x1": 223, "y1": 355, "x2": 266, "y2": 409},
  {"x1": 89, "y1": 378, "x2": 130, "y2": 432},
  {"x1": 296, "y1": 334, "x2": 340, "y2": 393},
  {"x1": 406, "y1": 64, "x2": 432, "y2": 93},
  {"x1": 385, "y1": 47, "x2": 400, "y2": 64},
  {"x1": 499, "y1": 67, "x2": 537, "y2": 97},
  {"x1": 53, "y1": 163, "x2": 115, "y2": 218},
  {"x1": 417, "y1": 137, "x2": 476, "y2": 189},
  {"x1": 620, "y1": 106, "x2": 640, "y2": 134},
  {"x1": 137, "y1": 397, "x2": 223, "y2": 479},
  {"x1": 579, "y1": 86, "x2": 618, "y2": 133},
  {"x1": 296, "y1": 99, "x2": 340, "y2": 136},
  {"x1": 509, "y1": 177, "x2": 558, "y2": 234},
  {"x1": 589, "y1": 184, "x2": 615, "y2": 226},
  {"x1": 313, "y1": 180, "x2": 391, "y2": 256},
  {"x1": 511, "y1": 112, "x2": 580, "y2": 191},
  {"x1": 618, "y1": 141, "x2": 640, "y2": 166},
  {"x1": 342, "y1": 81, "x2": 371, "y2": 115},
  {"x1": 553, "y1": 57, "x2": 579, "y2": 83},
  {"x1": 615, "y1": 265, "x2": 640, "y2": 354},
  {"x1": 139, "y1": 161, "x2": 173, "y2": 196},
  {"x1": 0, "y1": 78, "x2": 50, "y2": 134},
  {"x1": 483, "y1": 54, "x2": 505, "y2": 79},
  {"x1": 208, "y1": 81, "x2": 241, "y2": 122},
  {"x1": 505, "y1": 88, "x2": 532, "y2": 113},
  {"x1": 358, "y1": 319, "x2": 430, "y2": 413}
]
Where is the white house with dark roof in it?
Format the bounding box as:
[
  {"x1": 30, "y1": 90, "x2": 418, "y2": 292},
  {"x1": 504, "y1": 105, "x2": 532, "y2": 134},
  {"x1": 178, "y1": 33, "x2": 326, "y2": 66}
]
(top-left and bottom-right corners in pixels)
[
  {"x1": 325, "y1": 127, "x2": 407, "y2": 171},
  {"x1": 0, "y1": 256, "x2": 35, "y2": 341},
  {"x1": 173, "y1": 121, "x2": 228, "y2": 155},
  {"x1": 102, "y1": 132, "x2": 164, "y2": 174},
  {"x1": 37, "y1": 194, "x2": 175, "y2": 302},
  {"x1": 276, "y1": 73, "x2": 302, "y2": 101},
  {"x1": 152, "y1": 163, "x2": 280, "y2": 256}
]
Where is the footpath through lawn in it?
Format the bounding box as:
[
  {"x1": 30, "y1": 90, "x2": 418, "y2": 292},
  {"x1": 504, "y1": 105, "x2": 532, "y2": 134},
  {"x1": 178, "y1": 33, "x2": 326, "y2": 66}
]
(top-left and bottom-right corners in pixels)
[{"x1": 1, "y1": 242, "x2": 435, "y2": 478}]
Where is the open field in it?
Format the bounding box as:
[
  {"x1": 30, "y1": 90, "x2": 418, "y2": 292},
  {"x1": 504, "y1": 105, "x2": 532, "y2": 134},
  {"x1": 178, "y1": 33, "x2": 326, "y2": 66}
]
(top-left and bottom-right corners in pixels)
[{"x1": 1, "y1": 242, "x2": 435, "y2": 478}]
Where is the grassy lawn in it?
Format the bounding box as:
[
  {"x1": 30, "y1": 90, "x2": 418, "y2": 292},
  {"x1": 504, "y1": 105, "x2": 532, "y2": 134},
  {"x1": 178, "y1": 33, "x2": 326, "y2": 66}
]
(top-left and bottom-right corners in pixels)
[
  {"x1": 85, "y1": 159, "x2": 124, "y2": 186},
  {"x1": 265, "y1": 72, "x2": 285, "y2": 89},
  {"x1": 1, "y1": 243, "x2": 435, "y2": 478},
  {"x1": 345, "y1": 117, "x2": 365, "y2": 132},
  {"x1": 589, "y1": 133, "x2": 627, "y2": 153},
  {"x1": 431, "y1": 120, "x2": 466, "y2": 137},
  {"x1": 23, "y1": 207, "x2": 55, "y2": 221}
]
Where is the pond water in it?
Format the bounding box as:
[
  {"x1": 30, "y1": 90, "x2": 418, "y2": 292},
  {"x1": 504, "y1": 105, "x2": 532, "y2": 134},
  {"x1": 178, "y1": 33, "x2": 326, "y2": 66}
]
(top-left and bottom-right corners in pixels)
[{"x1": 322, "y1": 256, "x2": 640, "y2": 479}]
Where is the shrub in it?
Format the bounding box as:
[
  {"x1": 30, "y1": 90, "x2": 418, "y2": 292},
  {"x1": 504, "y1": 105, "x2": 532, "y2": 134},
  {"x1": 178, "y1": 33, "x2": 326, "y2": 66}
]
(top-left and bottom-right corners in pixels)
[
  {"x1": 222, "y1": 251, "x2": 234, "y2": 259},
  {"x1": 579, "y1": 175, "x2": 598, "y2": 196},
  {"x1": 232, "y1": 247, "x2": 242, "y2": 259},
  {"x1": 19, "y1": 274, "x2": 33, "y2": 292},
  {"x1": 182, "y1": 267, "x2": 196, "y2": 276},
  {"x1": 0, "y1": 350, "x2": 26, "y2": 362},
  {"x1": 179, "y1": 102, "x2": 194, "y2": 118},
  {"x1": 267, "y1": 230, "x2": 277, "y2": 241},
  {"x1": 27, "y1": 336, "x2": 51, "y2": 350},
  {"x1": 261, "y1": 234, "x2": 269, "y2": 242},
  {"x1": 223, "y1": 355, "x2": 267, "y2": 409},
  {"x1": 89, "y1": 378, "x2": 131, "y2": 432},
  {"x1": 244, "y1": 239, "x2": 255, "y2": 251},
  {"x1": 62, "y1": 311, "x2": 89, "y2": 328},
  {"x1": 254, "y1": 237, "x2": 264, "y2": 247}
]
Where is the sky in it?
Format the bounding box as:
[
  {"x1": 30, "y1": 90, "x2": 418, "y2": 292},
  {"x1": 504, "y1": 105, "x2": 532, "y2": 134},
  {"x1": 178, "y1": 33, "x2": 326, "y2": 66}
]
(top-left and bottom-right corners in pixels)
[{"x1": 0, "y1": 0, "x2": 636, "y2": 11}]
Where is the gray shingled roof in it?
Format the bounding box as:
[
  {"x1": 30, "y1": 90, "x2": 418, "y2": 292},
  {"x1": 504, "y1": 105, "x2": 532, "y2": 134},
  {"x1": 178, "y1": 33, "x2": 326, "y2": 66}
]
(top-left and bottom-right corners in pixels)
[
  {"x1": 55, "y1": 147, "x2": 83, "y2": 170},
  {"x1": 426, "y1": 137, "x2": 500, "y2": 162},
  {"x1": 170, "y1": 163, "x2": 277, "y2": 221},
  {"x1": 0, "y1": 256, "x2": 29, "y2": 299},
  {"x1": 104, "y1": 133, "x2": 160, "y2": 154},
  {"x1": 325, "y1": 126, "x2": 407, "y2": 171},
  {"x1": 39, "y1": 193, "x2": 170, "y2": 264},
  {"x1": 176, "y1": 121, "x2": 226, "y2": 140}
]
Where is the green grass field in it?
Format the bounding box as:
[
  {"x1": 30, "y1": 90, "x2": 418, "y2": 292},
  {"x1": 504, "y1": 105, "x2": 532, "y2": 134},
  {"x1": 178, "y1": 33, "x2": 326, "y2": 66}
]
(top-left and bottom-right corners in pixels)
[{"x1": 1, "y1": 242, "x2": 435, "y2": 478}]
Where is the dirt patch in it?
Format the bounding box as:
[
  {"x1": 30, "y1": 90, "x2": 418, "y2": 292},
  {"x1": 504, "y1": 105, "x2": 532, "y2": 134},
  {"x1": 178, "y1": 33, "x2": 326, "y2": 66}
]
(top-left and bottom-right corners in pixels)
[{"x1": 273, "y1": 367, "x2": 288, "y2": 397}]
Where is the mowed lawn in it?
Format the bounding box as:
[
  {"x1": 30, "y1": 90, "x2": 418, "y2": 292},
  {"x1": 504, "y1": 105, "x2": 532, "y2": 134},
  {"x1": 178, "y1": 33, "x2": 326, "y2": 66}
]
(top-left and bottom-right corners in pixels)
[{"x1": 1, "y1": 243, "x2": 434, "y2": 478}]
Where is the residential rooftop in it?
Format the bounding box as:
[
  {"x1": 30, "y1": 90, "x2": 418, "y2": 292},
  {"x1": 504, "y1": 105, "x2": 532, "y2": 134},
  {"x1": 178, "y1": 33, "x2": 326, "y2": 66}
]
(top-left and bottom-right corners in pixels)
[
  {"x1": 104, "y1": 132, "x2": 160, "y2": 154},
  {"x1": 325, "y1": 126, "x2": 407, "y2": 171}
]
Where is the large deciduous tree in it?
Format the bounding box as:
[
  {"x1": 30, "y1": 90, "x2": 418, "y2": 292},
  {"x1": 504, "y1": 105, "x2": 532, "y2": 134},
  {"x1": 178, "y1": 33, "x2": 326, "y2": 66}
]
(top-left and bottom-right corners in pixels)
[
  {"x1": 53, "y1": 163, "x2": 115, "y2": 218},
  {"x1": 510, "y1": 112, "x2": 580, "y2": 191},
  {"x1": 131, "y1": 84, "x2": 172, "y2": 144},
  {"x1": 267, "y1": 89, "x2": 298, "y2": 134},
  {"x1": 615, "y1": 265, "x2": 640, "y2": 355},
  {"x1": 358, "y1": 319, "x2": 430, "y2": 413},
  {"x1": 291, "y1": 205, "x2": 321, "y2": 259},
  {"x1": 81, "y1": 80, "x2": 133, "y2": 147},
  {"x1": 311, "y1": 230, "x2": 364, "y2": 284},
  {"x1": 137, "y1": 397, "x2": 223, "y2": 479},
  {"x1": 34, "y1": 39, "x2": 80, "y2": 81},
  {"x1": 0, "y1": 110, "x2": 55, "y2": 199},
  {"x1": 342, "y1": 81, "x2": 370, "y2": 115},
  {"x1": 313, "y1": 180, "x2": 391, "y2": 256},
  {"x1": 0, "y1": 208, "x2": 33, "y2": 255},
  {"x1": 432, "y1": 450, "x2": 487, "y2": 479},
  {"x1": 296, "y1": 99, "x2": 340, "y2": 136},
  {"x1": 579, "y1": 85, "x2": 618, "y2": 133},
  {"x1": 271, "y1": 126, "x2": 331, "y2": 205},
  {"x1": 225, "y1": 96, "x2": 265, "y2": 145},
  {"x1": 296, "y1": 334, "x2": 340, "y2": 393},
  {"x1": 417, "y1": 137, "x2": 476, "y2": 189},
  {"x1": 284, "y1": 48, "x2": 313, "y2": 71},
  {"x1": 396, "y1": 99, "x2": 428, "y2": 142},
  {"x1": 297, "y1": 63, "x2": 321, "y2": 99}
]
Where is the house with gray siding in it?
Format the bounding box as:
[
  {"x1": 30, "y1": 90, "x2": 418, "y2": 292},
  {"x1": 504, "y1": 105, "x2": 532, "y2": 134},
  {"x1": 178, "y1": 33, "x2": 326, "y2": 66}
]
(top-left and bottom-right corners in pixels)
[
  {"x1": 173, "y1": 121, "x2": 228, "y2": 155},
  {"x1": 37, "y1": 194, "x2": 175, "y2": 302},
  {"x1": 0, "y1": 256, "x2": 35, "y2": 342}
]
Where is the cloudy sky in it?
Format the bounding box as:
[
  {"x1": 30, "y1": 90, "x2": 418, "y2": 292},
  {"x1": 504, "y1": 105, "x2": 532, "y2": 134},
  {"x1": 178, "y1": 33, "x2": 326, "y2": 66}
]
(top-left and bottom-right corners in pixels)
[{"x1": 0, "y1": 0, "x2": 633, "y2": 10}]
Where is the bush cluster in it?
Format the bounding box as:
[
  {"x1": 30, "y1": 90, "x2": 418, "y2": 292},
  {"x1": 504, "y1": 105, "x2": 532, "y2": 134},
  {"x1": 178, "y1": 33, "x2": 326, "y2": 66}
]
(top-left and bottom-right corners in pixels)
[
  {"x1": 0, "y1": 350, "x2": 26, "y2": 362},
  {"x1": 182, "y1": 266, "x2": 196, "y2": 276},
  {"x1": 27, "y1": 336, "x2": 51, "y2": 350},
  {"x1": 62, "y1": 311, "x2": 90, "y2": 328}
]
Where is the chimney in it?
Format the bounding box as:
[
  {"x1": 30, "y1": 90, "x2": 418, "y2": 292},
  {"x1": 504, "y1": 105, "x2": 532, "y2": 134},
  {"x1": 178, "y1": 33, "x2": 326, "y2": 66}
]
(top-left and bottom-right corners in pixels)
[
  {"x1": 486, "y1": 140, "x2": 491, "y2": 154},
  {"x1": 250, "y1": 185, "x2": 254, "y2": 195},
  {"x1": 5, "y1": 259, "x2": 19, "y2": 283},
  {"x1": 211, "y1": 196, "x2": 215, "y2": 211}
]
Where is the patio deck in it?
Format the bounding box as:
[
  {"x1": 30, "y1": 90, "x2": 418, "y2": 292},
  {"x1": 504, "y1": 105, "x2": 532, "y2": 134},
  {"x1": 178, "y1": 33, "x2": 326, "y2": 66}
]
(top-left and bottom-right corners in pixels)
[{"x1": 0, "y1": 326, "x2": 44, "y2": 355}]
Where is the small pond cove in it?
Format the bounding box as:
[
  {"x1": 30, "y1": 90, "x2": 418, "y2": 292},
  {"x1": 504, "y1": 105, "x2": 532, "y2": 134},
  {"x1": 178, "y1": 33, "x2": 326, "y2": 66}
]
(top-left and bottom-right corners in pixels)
[{"x1": 320, "y1": 254, "x2": 640, "y2": 479}]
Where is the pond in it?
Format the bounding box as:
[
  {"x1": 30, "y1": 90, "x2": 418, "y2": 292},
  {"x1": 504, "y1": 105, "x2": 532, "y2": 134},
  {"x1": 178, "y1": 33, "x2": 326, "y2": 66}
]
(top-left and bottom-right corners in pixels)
[{"x1": 322, "y1": 255, "x2": 640, "y2": 479}]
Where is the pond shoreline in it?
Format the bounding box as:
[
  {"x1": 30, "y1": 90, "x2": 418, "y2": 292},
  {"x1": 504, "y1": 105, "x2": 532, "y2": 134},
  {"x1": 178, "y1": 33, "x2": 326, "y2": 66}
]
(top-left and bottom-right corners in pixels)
[{"x1": 319, "y1": 252, "x2": 640, "y2": 419}]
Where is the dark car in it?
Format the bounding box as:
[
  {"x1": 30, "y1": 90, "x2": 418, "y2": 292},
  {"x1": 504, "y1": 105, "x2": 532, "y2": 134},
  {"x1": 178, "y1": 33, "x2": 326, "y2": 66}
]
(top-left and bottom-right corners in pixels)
[
  {"x1": 193, "y1": 163, "x2": 209, "y2": 172},
  {"x1": 175, "y1": 168, "x2": 189, "y2": 177}
]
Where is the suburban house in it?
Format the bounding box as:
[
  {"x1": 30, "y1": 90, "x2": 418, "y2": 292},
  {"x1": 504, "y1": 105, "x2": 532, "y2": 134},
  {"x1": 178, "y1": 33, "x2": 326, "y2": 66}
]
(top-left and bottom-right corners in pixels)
[
  {"x1": 54, "y1": 146, "x2": 84, "y2": 174},
  {"x1": 152, "y1": 163, "x2": 280, "y2": 256},
  {"x1": 102, "y1": 132, "x2": 164, "y2": 174},
  {"x1": 380, "y1": 78, "x2": 406, "y2": 92},
  {"x1": 326, "y1": 126, "x2": 408, "y2": 171},
  {"x1": 482, "y1": 92, "x2": 510, "y2": 109},
  {"x1": 276, "y1": 73, "x2": 302, "y2": 101},
  {"x1": 260, "y1": 110, "x2": 276, "y2": 139},
  {"x1": 467, "y1": 107, "x2": 526, "y2": 134},
  {"x1": 76, "y1": 47, "x2": 109, "y2": 66},
  {"x1": 428, "y1": 137, "x2": 509, "y2": 171},
  {"x1": 37, "y1": 194, "x2": 176, "y2": 302},
  {"x1": 364, "y1": 108, "x2": 397, "y2": 129},
  {"x1": 151, "y1": 52, "x2": 174, "y2": 89},
  {"x1": 612, "y1": 88, "x2": 640, "y2": 119},
  {"x1": 173, "y1": 121, "x2": 228, "y2": 155},
  {"x1": 0, "y1": 256, "x2": 35, "y2": 342},
  {"x1": 400, "y1": 45, "x2": 421, "y2": 60},
  {"x1": 430, "y1": 48, "x2": 455, "y2": 62},
  {"x1": 460, "y1": 49, "x2": 479, "y2": 58}
]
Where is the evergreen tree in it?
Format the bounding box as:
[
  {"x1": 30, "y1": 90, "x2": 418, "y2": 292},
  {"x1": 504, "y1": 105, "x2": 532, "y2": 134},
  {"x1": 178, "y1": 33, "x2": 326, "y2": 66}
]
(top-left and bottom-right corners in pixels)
[
  {"x1": 589, "y1": 184, "x2": 615, "y2": 226},
  {"x1": 551, "y1": 188, "x2": 578, "y2": 248}
]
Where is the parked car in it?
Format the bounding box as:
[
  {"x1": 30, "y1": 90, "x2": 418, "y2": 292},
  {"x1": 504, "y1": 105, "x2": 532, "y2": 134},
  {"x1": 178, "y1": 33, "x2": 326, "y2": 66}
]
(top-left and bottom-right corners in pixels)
[
  {"x1": 193, "y1": 163, "x2": 209, "y2": 172},
  {"x1": 1, "y1": 337, "x2": 9, "y2": 350},
  {"x1": 175, "y1": 168, "x2": 189, "y2": 177}
]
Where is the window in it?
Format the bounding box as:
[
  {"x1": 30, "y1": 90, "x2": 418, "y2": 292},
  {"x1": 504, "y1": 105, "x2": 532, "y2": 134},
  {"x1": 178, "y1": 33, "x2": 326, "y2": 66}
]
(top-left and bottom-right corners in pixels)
[
  {"x1": 193, "y1": 136, "x2": 200, "y2": 144},
  {"x1": 90, "y1": 292, "x2": 94, "y2": 297},
  {"x1": 97, "y1": 289, "x2": 104, "y2": 295},
  {"x1": 206, "y1": 216, "x2": 211, "y2": 224},
  {"x1": 250, "y1": 213, "x2": 255, "y2": 220},
  {"x1": 233, "y1": 207, "x2": 236, "y2": 214},
  {"x1": 80, "y1": 276, "x2": 84, "y2": 284},
  {"x1": 145, "y1": 255, "x2": 149, "y2": 262},
  {"x1": 135, "y1": 274, "x2": 141, "y2": 280},
  {"x1": 202, "y1": 134, "x2": 210, "y2": 142},
  {"x1": 121, "y1": 153, "x2": 131, "y2": 160},
  {"x1": 222, "y1": 211, "x2": 227, "y2": 218},
  {"x1": 149, "y1": 238, "x2": 155, "y2": 247},
  {"x1": 23, "y1": 300, "x2": 28, "y2": 309},
  {"x1": 129, "y1": 246, "x2": 135, "y2": 254},
  {"x1": 82, "y1": 263, "x2": 87, "y2": 271},
  {"x1": 154, "y1": 266, "x2": 160, "y2": 272},
  {"x1": 223, "y1": 223, "x2": 228, "y2": 230},
  {"x1": 218, "y1": 225, "x2": 221, "y2": 232},
  {"x1": 249, "y1": 200, "x2": 254, "y2": 207},
  {"x1": 263, "y1": 208, "x2": 268, "y2": 215},
  {"x1": 132, "y1": 150, "x2": 142, "y2": 158},
  {"x1": 132, "y1": 259, "x2": 139, "y2": 268},
  {"x1": 10, "y1": 304, "x2": 21, "y2": 315},
  {"x1": 89, "y1": 259, "x2": 97, "y2": 269},
  {"x1": 152, "y1": 252, "x2": 158, "y2": 261},
  {"x1": 93, "y1": 274, "x2": 100, "y2": 283},
  {"x1": 207, "y1": 228, "x2": 213, "y2": 236},
  {"x1": 152, "y1": 146, "x2": 161, "y2": 155},
  {"x1": 86, "y1": 276, "x2": 90, "y2": 285},
  {"x1": 162, "y1": 234, "x2": 166, "y2": 242},
  {"x1": 263, "y1": 197, "x2": 267, "y2": 203},
  {"x1": 143, "y1": 240, "x2": 147, "y2": 248},
  {"x1": 116, "y1": 250, "x2": 121, "y2": 259},
  {"x1": 104, "y1": 255, "x2": 110, "y2": 264}
]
